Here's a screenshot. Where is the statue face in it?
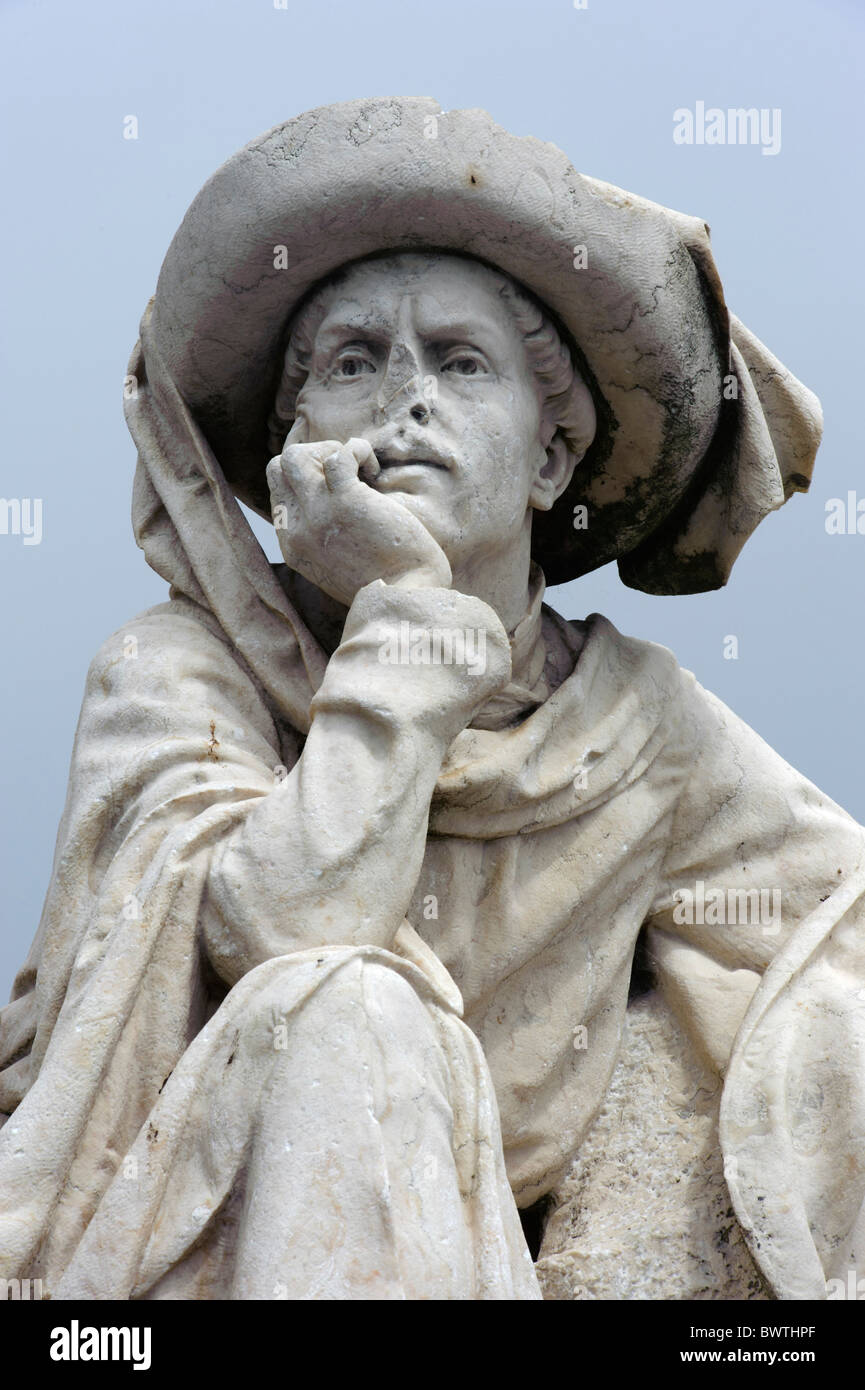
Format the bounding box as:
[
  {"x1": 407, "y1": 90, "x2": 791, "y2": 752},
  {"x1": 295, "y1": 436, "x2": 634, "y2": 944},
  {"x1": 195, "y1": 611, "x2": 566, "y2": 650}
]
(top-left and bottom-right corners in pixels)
[{"x1": 293, "y1": 253, "x2": 571, "y2": 571}]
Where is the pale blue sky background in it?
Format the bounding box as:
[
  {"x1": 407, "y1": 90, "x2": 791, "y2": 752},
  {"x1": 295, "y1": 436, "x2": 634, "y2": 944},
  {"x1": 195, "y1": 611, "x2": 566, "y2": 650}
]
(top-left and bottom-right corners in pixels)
[{"x1": 1, "y1": 0, "x2": 863, "y2": 998}]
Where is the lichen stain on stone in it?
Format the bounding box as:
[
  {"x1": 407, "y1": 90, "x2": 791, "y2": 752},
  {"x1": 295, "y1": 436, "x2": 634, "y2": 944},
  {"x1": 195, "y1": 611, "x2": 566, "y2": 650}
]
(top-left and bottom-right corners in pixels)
[{"x1": 205, "y1": 720, "x2": 220, "y2": 762}]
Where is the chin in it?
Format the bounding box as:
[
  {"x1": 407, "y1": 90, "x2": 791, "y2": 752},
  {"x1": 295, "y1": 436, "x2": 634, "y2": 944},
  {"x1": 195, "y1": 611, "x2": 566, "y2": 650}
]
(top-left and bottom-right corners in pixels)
[
  {"x1": 388, "y1": 493, "x2": 446, "y2": 536},
  {"x1": 389, "y1": 494, "x2": 505, "y2": 568}
]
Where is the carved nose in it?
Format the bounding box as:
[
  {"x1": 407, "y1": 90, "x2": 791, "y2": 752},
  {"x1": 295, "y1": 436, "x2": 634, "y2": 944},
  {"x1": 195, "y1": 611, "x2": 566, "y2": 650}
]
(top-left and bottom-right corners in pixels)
[{"x1": 378, "y1": 343, "x2": 432, "y2": 424}]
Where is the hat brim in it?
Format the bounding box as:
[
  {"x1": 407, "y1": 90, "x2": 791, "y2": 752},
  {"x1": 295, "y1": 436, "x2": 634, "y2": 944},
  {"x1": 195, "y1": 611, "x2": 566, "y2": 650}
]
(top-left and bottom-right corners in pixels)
[{"x1": 149, "y1": 96, "x2": 813, "y2": 592}]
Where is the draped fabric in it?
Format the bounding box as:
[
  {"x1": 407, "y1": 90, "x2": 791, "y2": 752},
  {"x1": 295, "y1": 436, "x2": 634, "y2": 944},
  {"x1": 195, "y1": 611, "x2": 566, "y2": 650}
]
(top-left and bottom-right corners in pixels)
[{"x1": 1, "y1": 306, "x2": 863, "y2": 1299}]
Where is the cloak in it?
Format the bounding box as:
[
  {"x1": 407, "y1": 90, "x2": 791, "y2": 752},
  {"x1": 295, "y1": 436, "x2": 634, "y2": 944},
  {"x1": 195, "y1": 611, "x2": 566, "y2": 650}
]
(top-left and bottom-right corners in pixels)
[{"x1": 1, "y1": 310, "x2": 863, "y2": 1301}]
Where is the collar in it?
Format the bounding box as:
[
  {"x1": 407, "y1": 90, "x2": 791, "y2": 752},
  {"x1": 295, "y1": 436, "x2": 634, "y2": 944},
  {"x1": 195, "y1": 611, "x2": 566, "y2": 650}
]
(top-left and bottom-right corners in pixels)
[{"x1": 470, "y1": 563, "x2": 565, "y2": 731}]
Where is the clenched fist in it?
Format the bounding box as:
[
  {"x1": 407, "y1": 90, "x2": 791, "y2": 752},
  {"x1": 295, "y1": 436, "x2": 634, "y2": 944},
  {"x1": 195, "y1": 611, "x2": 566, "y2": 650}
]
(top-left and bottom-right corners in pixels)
[{"x1": 267, "y1": 417, "x2": 453, "y2": 609}]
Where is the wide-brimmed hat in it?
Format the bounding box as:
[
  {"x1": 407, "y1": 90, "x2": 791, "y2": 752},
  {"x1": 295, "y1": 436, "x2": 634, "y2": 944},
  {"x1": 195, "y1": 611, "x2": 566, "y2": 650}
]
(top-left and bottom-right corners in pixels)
[{"x1": 149, "y1": 95, "x2": 821, "y2": 593}]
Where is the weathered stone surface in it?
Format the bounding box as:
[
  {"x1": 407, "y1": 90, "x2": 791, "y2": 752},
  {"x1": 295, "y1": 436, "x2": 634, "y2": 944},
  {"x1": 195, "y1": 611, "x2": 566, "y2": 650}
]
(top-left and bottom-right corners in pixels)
[
  {"x1": 0, "y1": 98, "x2": 860, "y2": 1302},
  {"x1": 538, "y1": 990, "x2": 770, "y2": 1301}
]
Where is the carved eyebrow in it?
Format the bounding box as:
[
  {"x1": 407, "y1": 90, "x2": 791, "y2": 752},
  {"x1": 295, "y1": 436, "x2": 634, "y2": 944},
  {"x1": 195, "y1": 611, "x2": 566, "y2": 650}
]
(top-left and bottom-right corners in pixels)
[
  {"x1": 316, "y1": 319, "x2": 388, "y2": 344},
  {"x1": 416, "y1": 317, "x2": 503, "y2": 342},
  {"x1": 314, "y1": 311, "x2": 507, "y2": 351}
]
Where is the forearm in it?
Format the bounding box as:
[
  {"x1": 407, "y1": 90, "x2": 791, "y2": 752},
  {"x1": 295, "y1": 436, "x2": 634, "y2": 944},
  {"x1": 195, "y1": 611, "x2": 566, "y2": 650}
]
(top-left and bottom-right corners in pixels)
[{"x1": 204, "y1": 580, "x2": 510, "y2": 979}]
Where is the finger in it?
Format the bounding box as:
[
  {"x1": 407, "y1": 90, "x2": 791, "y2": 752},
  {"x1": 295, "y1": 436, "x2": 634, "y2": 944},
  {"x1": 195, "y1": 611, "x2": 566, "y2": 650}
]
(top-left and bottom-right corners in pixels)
[
  {"x1": 321, "y1": 443, "x2": 361, "y2": 493},
  {"x1": 278, "y1": 441, "x2": 339, "y2": 493},
  {"x1": 347, "y1": 437, "x2": 380, "y2": 483},
  {"x1": 266, "y1": 455, "x2": 286, "y2": 495},
  {"x1": 267, "y1": 450, "x2": 305, "y2": 495}
]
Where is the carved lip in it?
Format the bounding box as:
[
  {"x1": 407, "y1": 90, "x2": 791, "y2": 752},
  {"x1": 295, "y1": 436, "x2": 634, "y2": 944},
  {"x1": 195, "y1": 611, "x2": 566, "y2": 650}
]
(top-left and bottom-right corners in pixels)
[{"x1": 374, "y1": 451, "x2": 451, "y2": 472}]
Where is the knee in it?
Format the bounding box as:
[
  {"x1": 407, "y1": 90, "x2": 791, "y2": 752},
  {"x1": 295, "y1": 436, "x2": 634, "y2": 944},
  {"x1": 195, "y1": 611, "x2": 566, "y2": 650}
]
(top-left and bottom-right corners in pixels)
[
  {"x1": 312, "y1": 956, "x2": 438, "y2": 1061},
  {"x1": 233, "y1": 949, "x2": 437, "y2": 1061}
]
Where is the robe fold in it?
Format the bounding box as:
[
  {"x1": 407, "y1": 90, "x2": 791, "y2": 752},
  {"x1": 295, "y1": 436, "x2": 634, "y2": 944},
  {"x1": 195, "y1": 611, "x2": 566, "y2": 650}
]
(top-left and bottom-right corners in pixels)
[{"x1": 1, "y1": 313, "x2": 863, "y2": 1299}]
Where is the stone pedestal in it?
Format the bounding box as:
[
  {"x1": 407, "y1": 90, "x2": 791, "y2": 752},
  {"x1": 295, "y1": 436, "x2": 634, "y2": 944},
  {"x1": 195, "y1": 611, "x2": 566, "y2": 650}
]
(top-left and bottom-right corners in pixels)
[{"x1": 537, "y1": 989, "x2": 770, "y2": 1300}]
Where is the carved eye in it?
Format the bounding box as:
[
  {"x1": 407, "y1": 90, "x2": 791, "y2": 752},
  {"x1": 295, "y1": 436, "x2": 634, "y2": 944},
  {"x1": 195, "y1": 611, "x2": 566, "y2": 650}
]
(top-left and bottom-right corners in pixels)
[
  {"x1": 441, "y1": 351, "x2": 487, "y2": 376},
  {"x1": 333, "y1": 350, "x2": 376, "y2": 379}
]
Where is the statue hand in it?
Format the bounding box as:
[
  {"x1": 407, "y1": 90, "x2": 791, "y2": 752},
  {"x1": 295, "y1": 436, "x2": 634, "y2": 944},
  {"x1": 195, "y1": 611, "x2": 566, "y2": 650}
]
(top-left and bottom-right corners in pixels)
[{"x1": 266, "y1": 422, "x2": 452, "y2": 609}]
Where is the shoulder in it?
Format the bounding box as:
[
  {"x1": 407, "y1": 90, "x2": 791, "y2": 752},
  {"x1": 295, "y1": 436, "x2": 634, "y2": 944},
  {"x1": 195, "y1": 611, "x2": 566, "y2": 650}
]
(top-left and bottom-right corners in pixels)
[
  {"x1": 83, "y1": 598, "x2": 278, "y2": 739},
  {"x1": 545, "y1": 605, "x2": 688, "y2": 700}
]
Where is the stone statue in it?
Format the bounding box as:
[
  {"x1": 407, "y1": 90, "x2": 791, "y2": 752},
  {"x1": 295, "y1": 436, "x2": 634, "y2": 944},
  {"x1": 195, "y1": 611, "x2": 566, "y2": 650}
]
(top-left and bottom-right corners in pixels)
[{"x1": 1, "y1": 96, "x2": 863, "y2": 1302}]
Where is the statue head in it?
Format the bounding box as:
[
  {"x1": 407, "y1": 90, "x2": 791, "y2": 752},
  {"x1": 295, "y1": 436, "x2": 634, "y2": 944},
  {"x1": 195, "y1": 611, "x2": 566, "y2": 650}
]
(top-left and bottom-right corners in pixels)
[
  {"x1": 143, "y1": 99, "x2": 818, "y2": 596},
  {"x1": 266, "y1": 251, "x2": 597, "y2": 575}
]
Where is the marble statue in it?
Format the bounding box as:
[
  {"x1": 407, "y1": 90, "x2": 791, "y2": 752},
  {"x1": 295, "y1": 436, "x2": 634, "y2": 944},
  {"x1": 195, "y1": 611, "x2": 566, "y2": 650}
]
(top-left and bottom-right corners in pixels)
[{"x1": 1, "y1": 96, "x2": 863, "y2": 1301}]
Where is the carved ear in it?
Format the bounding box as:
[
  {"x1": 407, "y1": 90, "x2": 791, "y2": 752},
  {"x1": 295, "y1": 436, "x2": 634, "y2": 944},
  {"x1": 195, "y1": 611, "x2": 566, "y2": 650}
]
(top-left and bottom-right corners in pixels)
[
  {"x1": 532, "y1": 371, "x2": 597, "y2": 511},
  {"x1": 530, "y1": 432, "x2": 581, "y2": 512}
]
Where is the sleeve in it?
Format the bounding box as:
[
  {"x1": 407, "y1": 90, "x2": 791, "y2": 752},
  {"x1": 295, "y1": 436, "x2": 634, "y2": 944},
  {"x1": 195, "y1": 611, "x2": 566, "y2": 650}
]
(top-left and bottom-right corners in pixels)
[
  {"x1": 202, "y1": 578, "x2": 511, "y2": 981},
  {"x1": 0, "y1": 599, "x2": 287, "y2": 1115},
  {"x1": 645, "y1": 670, "x2": 865, "y2": 1297},
  {"x1": 0, "y1": 585, "x2": 509, "y2": 1279}
]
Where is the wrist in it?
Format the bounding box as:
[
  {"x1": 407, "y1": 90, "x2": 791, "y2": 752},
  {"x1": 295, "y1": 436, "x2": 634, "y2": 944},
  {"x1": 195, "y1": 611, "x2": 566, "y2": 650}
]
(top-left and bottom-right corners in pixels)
[
  {"x1": 386, "y1": 562, "x2": 452, "y2": 592},
  {"x1": 313, "y1": 580, "x2": 512, "y2": 742}
]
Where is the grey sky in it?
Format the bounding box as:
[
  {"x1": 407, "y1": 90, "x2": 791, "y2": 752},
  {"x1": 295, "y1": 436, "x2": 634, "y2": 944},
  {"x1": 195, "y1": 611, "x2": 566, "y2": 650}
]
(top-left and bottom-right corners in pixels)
[{"x1": 1, "y1": 0, "x2": 863, "y2": 999}]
